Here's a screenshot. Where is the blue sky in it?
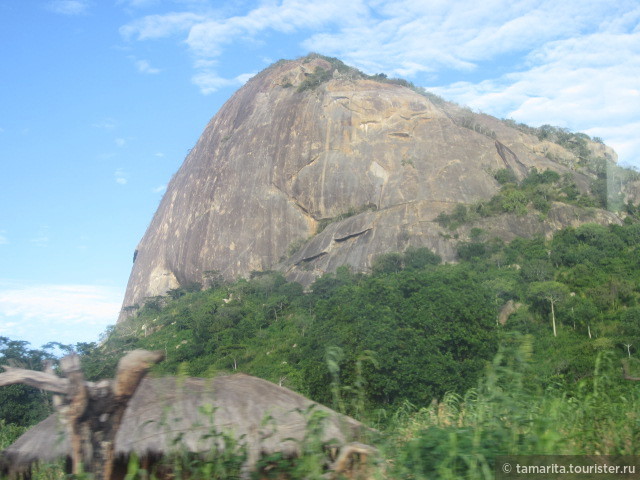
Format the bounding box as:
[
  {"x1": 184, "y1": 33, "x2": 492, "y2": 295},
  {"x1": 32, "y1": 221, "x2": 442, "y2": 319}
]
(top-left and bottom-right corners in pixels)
[{"x1": 1, "y1": 0, "x2": 639, "y2": 349}]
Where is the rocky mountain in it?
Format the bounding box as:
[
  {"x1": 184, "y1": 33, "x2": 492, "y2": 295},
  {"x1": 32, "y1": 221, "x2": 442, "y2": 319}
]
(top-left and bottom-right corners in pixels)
[{"x1": 118, "y1": 54, "x2": 632, "y2": 320}]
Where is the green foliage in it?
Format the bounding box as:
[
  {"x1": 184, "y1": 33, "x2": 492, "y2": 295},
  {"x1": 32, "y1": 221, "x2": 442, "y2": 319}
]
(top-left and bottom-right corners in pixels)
[
  {"x1": 119, "y1": 406, "x2": 248, "y2": 480},
  {"x1": 286, "y1": 237, "x2": 308, "y2": 257},
  {"x1": 590, "y1": 176, "x2": 627, "y2": 211},
  {"x1": 435, "y1": 163, "x2": 632, "y2": 233},
  {"x1": 388, "y1": 338, "x2": 640, "y2": 480},
  {"x1": 536, "y1": 125, "x2": 594, "y2": 162},
  {"x1": 456, "y1": 241, "x2": 488, "y2": 261},
  {"x1": 436, "y1": 202, "x2": 500, "y2": 231},
  {"x1": 621, "y1": 306, "x2": 640, "y2": 340},
  {"x1": 116, "y1": 400, "x2": 343, "y2": 480},
  {"x1": 167, "y1": 282, "x2": 203, "y2": 300},
  {"x1": 13, "y1": 339, "x2": 640, "y2": 480},
  {"x1": 7, "y1": 222, "x2": 640, "y2": 476},
  {"x1": 87, "y1": 250, "x2": 491, "y2": 416},
  {"x1": 527, "y1": 281, "x2": 569, "y2": 312},
  {"x1": 370, "y1": 252, "x2": 403, "y2": 274},
  {"x1": 403, "y1": 246, "x2": 442, "y2": 269},
  {"x1": 75, "y1": 220, "x2": 640, "y2": 419},
  {"x1": 0, "y1": 419, "x2": 26, "y2": 450},
  {"x1": 520, "y1": 167, "x2": 560, "y2": 187},
  {"x1": 289, "y1": 54, "x2": 451, "y2": 113},
  {"x1": 502, "y1": 122, "x2": 607, "y2": 168},
  {"x1": 456, "y1": 112, "x2": 497, "y2": 138},
  {"x1": 256, "y1": 405, "x2": 338, "y2": 480},
  {"x1": 499, "y1": 188, "x2": 528, "y2": 214},
  {"x1": 493, "y1": 168, "x2": 517, "y2": 185},
  {"x1": 6, "y1": 218, "x2": 640, "y2": 479},
  {"x1": 300, "y1": 264, "x2": 498, "y2": 410},
  {"x1": 0, "y1": 337, "x2": 56, "y2": 427},
  {"x1": 297, "y1": 66, "x2": 333, "y2": 92},
  {"x1": 5, "y1": 60, "x2": 640, "y2": 479}
]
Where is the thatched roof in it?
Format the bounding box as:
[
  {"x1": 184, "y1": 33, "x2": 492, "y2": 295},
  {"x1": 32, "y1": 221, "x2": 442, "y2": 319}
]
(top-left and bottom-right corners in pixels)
[{"x1": 1, "y1": 373, "x2": 365, "y2": 475}]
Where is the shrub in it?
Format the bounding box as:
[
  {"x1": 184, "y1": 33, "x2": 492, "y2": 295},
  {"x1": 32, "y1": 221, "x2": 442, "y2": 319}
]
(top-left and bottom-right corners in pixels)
[
  {"x1": 297, "y1": 67, "x2": 333, "y2": 92},
  {"x1": 371, "y1": 252, "x2": 404, "y2": 274},
  {"x1": 499, "y1": 189, "x2": 528, "y2": 215},
  {"x1": 494, "y1": 168, "x2": 517, "y2": 185},
  {"x1": 403, "y1": 247, "x2": 441, "y2": 269}
]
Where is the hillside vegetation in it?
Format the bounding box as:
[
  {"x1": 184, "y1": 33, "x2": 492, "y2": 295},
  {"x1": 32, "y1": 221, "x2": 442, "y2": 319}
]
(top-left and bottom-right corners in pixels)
[
  {"x1": 3, "y1": 216, "x2": 640, "y2": 478},
  {"x1": 93, "y1": 219, "x2": 640, "y2": 398},
  {"x1": 3, "y1": 66, "x2": 640, "y2": 474}
]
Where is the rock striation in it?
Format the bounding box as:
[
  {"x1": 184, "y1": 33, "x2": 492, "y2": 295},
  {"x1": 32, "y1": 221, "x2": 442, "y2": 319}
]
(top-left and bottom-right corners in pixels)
[{"x1": 118, "y1": 55, "x2": 623, "y2": 320}]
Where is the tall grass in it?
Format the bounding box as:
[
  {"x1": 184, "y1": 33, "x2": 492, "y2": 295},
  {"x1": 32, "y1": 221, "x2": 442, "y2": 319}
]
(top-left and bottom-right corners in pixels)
[
  {"x1": 0, "y1": 421, "x2": 26, "y2": 451},
  {"x1": 4, "y1": 338, "x2": 638, "y2": 480},
  {"x1": 385, "y1": 335, "x2": 640, "y2": 479}
]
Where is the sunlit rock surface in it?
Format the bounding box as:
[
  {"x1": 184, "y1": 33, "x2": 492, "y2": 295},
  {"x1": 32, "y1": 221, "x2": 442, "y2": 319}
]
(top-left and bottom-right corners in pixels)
[{"x1": 118, "y1": 56, "x2": 621, "y2": 319}]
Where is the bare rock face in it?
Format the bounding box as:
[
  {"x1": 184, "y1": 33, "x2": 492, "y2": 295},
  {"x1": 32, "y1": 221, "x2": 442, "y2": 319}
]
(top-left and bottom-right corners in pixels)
[{"x1": 119, "y1": 56, "x2": 621, "y2": 319}]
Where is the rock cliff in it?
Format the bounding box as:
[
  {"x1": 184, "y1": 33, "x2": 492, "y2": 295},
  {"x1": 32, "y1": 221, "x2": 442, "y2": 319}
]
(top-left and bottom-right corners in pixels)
[{"x1": 118, "y1": 55, "x2": 625, "y2": 320}]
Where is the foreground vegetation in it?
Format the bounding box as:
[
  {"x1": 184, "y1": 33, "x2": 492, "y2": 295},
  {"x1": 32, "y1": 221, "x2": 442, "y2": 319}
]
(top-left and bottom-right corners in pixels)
[
  {"x1": 3, "y1": 217, "x2": 640, "y2": 478},
  {"x1": 1, "y1": 337, "x2": 638, "y2": 479},
  {"x1": 2, "y1": 55, "x2": 639, "y2": 478}
]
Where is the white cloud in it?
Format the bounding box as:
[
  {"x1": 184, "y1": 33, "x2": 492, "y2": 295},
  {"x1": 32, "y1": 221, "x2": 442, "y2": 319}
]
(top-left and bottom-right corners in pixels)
[
  {"x1": 191, "y1": 70, "x2": 256, "y2": 94},
  {"x1": 586, "y1": 121, "x2": 640, "y2": 169},
  {"x1": 121, "y1": 0, "x2": 605, "y2": 84},
  {"x1": 135, "y1": 59, "x2": 161, "y2": 74},
  {"x1": 184, "y1": 0, "x2": 369, "y2": 58},
  {"x1": 115, "y1": 168, "x2": 128, "y2": 185},
  {"x1": 428, "y1": 29, "x2": 640, "y2": 166},
  {"x1": 299, "y1": 0, "x2": 629, "y2": 77},
  {"x1": 236, "y1": 72, "x2": 255, "y2": 84},
  {"x1": 121, "y1": 0, "x2": 370, "y2": 93},
  {"x1": 115, "y1": 138, "x2": 126, "y2": 147},
  {"x1": 0, "y1": 232, "x2": 8, "y2": 245},
  {"x1": 153, "y1": 184, "x2": 167, "y2": 193},
  {"x1": 0, "y1": 283, "x2": 122, "y2": 346},
  {"x1": 120, "y1": 0, "x2": 640, "y2": 166},
  {"x1": 120, "y1": 12, "x2": 205, "y2": 40},
  {"x1": 47, "y1": 0, "x2": 90, "y2": 15},
  {"x1": 191, "y1": 71, "x2": 238, "y2": 94}
]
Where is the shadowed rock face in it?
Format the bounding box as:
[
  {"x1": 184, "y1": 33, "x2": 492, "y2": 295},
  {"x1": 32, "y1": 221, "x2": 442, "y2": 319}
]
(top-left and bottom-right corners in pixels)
[{"x1": 119, "y1": 56, "x2": 620, "y2": 319}]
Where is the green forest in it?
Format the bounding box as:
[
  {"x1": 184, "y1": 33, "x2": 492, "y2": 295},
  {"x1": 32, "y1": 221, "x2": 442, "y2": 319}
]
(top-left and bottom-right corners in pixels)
[{"x1": 2, "y1": 214, "x2": 640, "y2": 478}]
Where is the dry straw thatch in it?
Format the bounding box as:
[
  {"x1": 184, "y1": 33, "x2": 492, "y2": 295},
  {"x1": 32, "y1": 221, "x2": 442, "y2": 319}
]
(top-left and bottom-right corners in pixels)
[{"x1": 1, "y1": 373, "x2": 367, "y2": 477}]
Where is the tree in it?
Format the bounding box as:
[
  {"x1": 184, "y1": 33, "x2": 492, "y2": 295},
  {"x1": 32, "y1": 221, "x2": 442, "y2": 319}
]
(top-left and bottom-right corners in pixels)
[
  {"x1": 528, "y1": 282, "x2": 570, "y2": 337},
  {"x1": 520, "y1": 259, "x2": 553, "y2": 282},
  {"x1": 203, "y1": 270, "x2": 225, "y2": 289},
  {"x1": 620, "y1": 306, "x2": 640, "y2": 347},
  {"x1": 301, "y1": 266, "x2": 498, "y2": 407},
  {"x1": 0, "y1": 337, "x2": 57, "y2": 426},
  {"x1": 456, "y1": 242, "x2": 487, "y2": 261},
  {"x1": 217, "y1": 344, "x2": 247, "y2": 370},
  {"x1": 403, "y1": 246, "x2": 441, "y2": 269},
  {"x1": 494, "y1": 168, "x2": 517, "y2": 185},
  {"x1": 371, "y1": 252, "x2": 403, "y2": 274},
  {"x1": 500, "y1": 189, "x2": 528, "y2": 214}
]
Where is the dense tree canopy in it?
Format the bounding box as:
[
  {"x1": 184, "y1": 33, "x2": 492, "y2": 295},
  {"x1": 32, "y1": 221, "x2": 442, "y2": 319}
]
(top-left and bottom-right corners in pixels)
[
  {"x1": 0, "y1": 338, "x2": 55, "y2": 426},
  {"x1": 3, "y1": 220, "x2": 640, "y2": 432}
]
